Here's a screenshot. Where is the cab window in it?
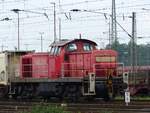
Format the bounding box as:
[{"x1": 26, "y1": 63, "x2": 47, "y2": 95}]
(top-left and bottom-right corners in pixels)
[
  {"x1": 50, "y1": 47, "x2": 61, "y2": 55},
  {"x1": 50, "y1": 47, "x2": 55, "y2": 55},
  {"x1": 83, "y1": 43, "x2": 93, "y2": 51},
  {"x1": 54, "y1": 47, "x2": 61, "y2": 55},
  {"x1": 67, "y1": 43, "x2": 77, "y2": 51}
]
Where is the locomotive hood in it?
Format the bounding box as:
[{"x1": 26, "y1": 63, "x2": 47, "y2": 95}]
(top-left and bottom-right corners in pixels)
[{"x1": 92, "y1": 49, "x2": 118, "y2": 56}]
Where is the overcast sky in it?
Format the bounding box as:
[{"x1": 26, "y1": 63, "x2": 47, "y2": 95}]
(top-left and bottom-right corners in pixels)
[{"x1": 0, "y1": 0, "x2": 150, "y2": 51}]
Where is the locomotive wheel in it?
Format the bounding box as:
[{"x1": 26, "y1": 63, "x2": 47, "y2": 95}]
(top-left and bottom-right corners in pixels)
[
  {"x1": 18, "y1": 84, "x2": 36, "y2": 99},
  {"x1": 62, "y1": 85, "x2": 80, "y2": 102},
  {"x1": 55, "y1": 84, "x2": 64, "y2": 97},
  {"x1": 103, "y1": 88, "x2": 115, "y2": 101},
  {"x1": 0, "y1": 86, "x2": 8, "y2": 98},
  {"x1": 103, "y1": 88, "x2": 110, "y2": 101}
]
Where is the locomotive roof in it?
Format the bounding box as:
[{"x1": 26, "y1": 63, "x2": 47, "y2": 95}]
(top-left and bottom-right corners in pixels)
[{"x1": 50, "y1": 39, "x2": 97, "y2": 47}]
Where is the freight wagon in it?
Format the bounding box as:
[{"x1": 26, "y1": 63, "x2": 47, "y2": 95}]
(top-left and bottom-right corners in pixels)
[
  {"x1": 124, "y1": 66, "x2": 150, "y2": 96},
  {"x1": 0, "y1": 51, "x2": 33, "y2": 97}
]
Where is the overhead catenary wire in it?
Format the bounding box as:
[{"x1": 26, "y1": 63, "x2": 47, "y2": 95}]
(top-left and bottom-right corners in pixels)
[
  {"x1": 0, "y1": 0, "x2": 150, "y2": 51},
  {"x1": 0, "y1": 0, "x2": 26, "y2": 4}
]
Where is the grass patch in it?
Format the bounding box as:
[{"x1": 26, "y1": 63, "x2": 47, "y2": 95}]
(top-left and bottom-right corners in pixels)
[
  {"x1": 131, "y1": 96, "x2": 150, "y2": 100},
  {"x1": 116, "y1": 96, "x2": 150, "y2": 101},
  {"x1": 21, "y1": 104, "x2": 70, "y2": 113}
]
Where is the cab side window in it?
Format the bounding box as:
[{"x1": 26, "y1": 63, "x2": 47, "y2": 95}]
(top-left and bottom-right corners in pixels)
[
  {"x1": 54, "y1": 47, "x2": 61, "y2": 55},
  {"x1": 50, "y1": 47, "x2": 55, "y2": 55},
  {"x1": 83, "y1": 43, "x2": 93, "y2": 51},
  {"x1": 67, "y1": 43, "x2": 77, "y2": 52},
  {"x1": 50, "y1": 47, "x2": 61, "y2": 55}
]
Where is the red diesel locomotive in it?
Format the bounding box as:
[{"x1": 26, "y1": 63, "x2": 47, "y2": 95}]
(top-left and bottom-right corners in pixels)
[{"x1": 1, "y1": 39, "x2": 125, "y2": 101}]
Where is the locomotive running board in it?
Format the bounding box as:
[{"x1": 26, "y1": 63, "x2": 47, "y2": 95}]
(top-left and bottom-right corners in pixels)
[{"x1": 82, "y1": 73, "x2": 96, "y2": 96}]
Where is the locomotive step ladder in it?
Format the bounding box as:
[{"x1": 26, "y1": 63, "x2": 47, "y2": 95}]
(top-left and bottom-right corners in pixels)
[{"x1": 82, "y1": 73, "x2": 96, "y2": 96}]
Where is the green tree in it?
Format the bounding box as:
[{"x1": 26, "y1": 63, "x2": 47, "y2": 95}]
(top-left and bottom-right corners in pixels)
[{"x1": 105, "y1": 40, "x2": 150, "y2": 66}]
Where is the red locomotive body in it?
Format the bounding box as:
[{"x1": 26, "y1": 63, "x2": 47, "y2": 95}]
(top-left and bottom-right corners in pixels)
[
  {"x1": 92, "y1": 50, "x2": 117, "y2": 77},
  {"x1": 21, "y1": 39, "x2": 118, "y2": 79},
  {"x1": 21, "y1": 53, "x2": 50, "y2": 78},
  {"x1": 5, "y1": 39, "x2": 125, "y2": 101}
]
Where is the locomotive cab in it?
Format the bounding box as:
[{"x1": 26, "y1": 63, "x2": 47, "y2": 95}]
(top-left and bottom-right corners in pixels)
[{"x1": 50, "y1": 39, "x2": 97, "y2": 78}]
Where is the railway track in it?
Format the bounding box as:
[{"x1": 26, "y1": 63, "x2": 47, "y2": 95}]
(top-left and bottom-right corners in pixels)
[{"x1": 0, "y1": 100, "x2": 149, "y2": 113}]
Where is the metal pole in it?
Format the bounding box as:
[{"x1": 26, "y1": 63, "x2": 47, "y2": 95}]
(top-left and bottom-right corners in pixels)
[
  {"x1": 111, "y1": 0, "x2": 117, "y2": 49},
  {"x1": 111, "y1": 0, "x2": 114, "y2": 46},
  {"x1": 1, "y1": 44, "x2": 8, "y2": 52},
  {"x1": 17, "y1": 12, "x2": 20, "y2": 51},
  {"x1": 132, "y1": 12, "x2": 137, "y2": 85},
  {"x1": 108, "y1": 20, "x2": 111, "y2": 49},
  {"x1": 24, "y1": 44, "x2": 29, "y2": 50},
  {"x1": 11, "y1": 9, "x2": 49, "y2": 51},
  {"x1": 1, "y1": 44, "x2": 4, "y2": 51},
  {"x1": 39, "y1": 32, "x2": 44, "y2": 52},
  {"x1": 59, "y1": 0, "x2": 61, "y2": 40},
  {"x1": 52, "y1": 2, "x2": 57, "y2": 42},
  {"x1": 41, "y1": 35, "x2": 43, "y2": 52},
  {"x1": 114, "y1": 0, "x2": 117, "y2": 47},
  {"x1": 59, "y1": 18, "x2": 61, "y2": 41}
]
